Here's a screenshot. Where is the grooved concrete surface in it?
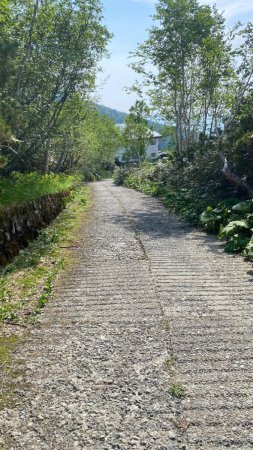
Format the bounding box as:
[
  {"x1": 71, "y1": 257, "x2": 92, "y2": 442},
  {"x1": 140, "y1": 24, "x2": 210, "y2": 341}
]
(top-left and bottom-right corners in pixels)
[{"x1": 1, "y1": 180, "x2": 253, "y2": 449}]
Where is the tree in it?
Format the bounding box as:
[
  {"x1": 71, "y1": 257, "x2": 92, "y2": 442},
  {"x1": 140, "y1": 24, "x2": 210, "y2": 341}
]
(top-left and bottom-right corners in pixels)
[
  {"x1": 0, "y1": 0, "x2": 111, "y2": 172},
  {"x1": 213, "y1": 24, "x2": 253, "y2": 197},
  {"x1": 41, "y1": 97, "x2": 122, "y2": 175},
  {"x1": 130, "y1": 0, "x2": 231, "y2": 159},
  {"x1": 0, "y1": 0, "x2": 9, "y2": 24},
  {"x1": 78, "y1": 108, "x2": 121, "y2": 175},
  {"x1": 123, "y1": 100, "x2": 153, "y2": 164},
  {"x1": 130, "y1": 0, "x2": 253, "y2": 197}
]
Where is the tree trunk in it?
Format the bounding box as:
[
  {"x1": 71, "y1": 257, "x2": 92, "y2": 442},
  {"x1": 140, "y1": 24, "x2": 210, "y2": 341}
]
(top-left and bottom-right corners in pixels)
[
  {"x1": 42, "y1": 146, "x2": 50, "y2": 175},
  {"x1": 220, "y1": 152, "x2": 253, "y2": 198},
  {"x1": 137, "y1": 150, "x2": 141, "y2": 166},
  {"x1": 54, "y1": 151, "x2": 65, "y2": 173}
]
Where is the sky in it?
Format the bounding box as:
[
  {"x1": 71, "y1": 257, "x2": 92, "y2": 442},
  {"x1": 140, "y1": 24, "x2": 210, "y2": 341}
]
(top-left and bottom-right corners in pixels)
[{"x1": 97, "y1": 0, "x2": 253, "y2": 113}]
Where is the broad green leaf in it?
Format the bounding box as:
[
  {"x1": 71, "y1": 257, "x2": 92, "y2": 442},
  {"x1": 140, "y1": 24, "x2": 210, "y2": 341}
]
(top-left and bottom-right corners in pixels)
[
  {"x1": 220, "y1": 220, "x2": 250, "y2": 237},
  {"x1": 232, "y1": 200, "x2": 253, "y2": 213}
]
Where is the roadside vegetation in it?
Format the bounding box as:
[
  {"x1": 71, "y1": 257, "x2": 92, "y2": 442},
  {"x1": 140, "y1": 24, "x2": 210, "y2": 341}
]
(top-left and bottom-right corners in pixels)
[
  {"x1": 114, "y1": 161, "x2": 253, "y2": 258},
  {"x1": 0, "y1": 0, "x2": 120, "y2": 287},
  {"x1": 114, "y1": 0, "x2": 253, "y2": 259},
  {"x1": 0, "y1": 172, "x2": 77, "y2": 207},
  {"x1": 0, "y1": 184, "x2": 90, "y2": 329},
  {"x1": 0, "y1": 0, "x2": 115, "y2": 399}
]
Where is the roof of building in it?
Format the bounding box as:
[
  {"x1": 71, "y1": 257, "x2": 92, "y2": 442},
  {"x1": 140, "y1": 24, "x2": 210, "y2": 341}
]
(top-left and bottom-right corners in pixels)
[
  {"x1": 116, "y1": 123, "x2": 162, "y2": 138},
  {"x1": 153, "y1": 131, "x2": 162, "y2": 138}
]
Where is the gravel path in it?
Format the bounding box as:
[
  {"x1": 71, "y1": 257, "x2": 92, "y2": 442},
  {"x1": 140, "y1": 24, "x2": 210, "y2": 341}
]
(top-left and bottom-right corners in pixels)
[{"x1": 1, "y1": 180, "x2": 253, "y2": 449}]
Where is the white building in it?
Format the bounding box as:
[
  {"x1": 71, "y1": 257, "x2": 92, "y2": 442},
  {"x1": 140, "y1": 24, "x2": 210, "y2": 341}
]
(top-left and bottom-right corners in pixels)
[{"x1": 115, "y1": 124, "x2": 162, "y2": 163}]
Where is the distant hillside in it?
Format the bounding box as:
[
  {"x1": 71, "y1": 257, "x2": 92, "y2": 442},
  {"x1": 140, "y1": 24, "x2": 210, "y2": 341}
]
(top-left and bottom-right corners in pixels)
[
  {"x1": 97, "y1": 104, "x2": 163, "y2": 132},
  {"x1": 97, "y1": 105, "x2": 127, "y2": 124}
]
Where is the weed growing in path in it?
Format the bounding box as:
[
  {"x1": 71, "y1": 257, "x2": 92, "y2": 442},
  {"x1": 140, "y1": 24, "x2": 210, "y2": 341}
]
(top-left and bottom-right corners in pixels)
[
  {"x1": 166, "y1": 355, "x2": 175, "y2": 373},
  {"x1": 169, "y1": 383, "x2": 186, "y2": 399}
]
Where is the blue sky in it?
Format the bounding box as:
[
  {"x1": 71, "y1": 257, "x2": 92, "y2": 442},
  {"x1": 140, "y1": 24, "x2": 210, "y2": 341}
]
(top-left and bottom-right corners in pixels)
[{"x1": 97, "y1": 0, "x2": 253, "y2": 113}]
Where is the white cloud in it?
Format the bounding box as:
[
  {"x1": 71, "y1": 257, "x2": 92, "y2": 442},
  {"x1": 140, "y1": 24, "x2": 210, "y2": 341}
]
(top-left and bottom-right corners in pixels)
[
  {"x1": 201, "y1": 0, "x2": 253, "y2": 21},
  {"x1": 132, "y1": 0, "x2": 253, "y2": 19},
  {"x1": 130, "y1": 0, "x2": 253, "y2": 21}
]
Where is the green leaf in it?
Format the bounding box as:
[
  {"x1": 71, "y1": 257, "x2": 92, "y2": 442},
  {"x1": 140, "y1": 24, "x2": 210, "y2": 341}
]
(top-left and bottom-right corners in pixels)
[
  {"x1": 220, "y1": 220, "x2": 250, "y2": 237},
  {"x1": 244, "y1": 238, "x2": 253, "y2": 258},
  {"x1": 225, "y1": 235, "x2": 250, "y2": 253},
  {"x1": 232, "y1": 200, "x2": 253, "y2": 213}
]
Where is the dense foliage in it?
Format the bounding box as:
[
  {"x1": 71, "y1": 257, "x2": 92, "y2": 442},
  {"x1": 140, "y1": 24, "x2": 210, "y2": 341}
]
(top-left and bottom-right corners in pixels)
[
  {"x1": 130, "y1": 0, "x2": 253, "y2": 198},
  {"x1": 0, "y1": 0, "x2": 119, "y2": 175},
  {"x1": 0, "y1": 172, "x2": 76, "y2": 206}
]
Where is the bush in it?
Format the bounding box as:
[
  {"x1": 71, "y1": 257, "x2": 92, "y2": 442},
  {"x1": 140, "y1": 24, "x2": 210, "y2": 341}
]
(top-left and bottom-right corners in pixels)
[
  {"x1": 118, "y1": 161, "x2": 218, "y2": 224},
  {"x1": 199, "y1": 199, "x2": 253, "y2": 254},
  {"x1": 120, "y1": 162, "x2": 167, "y2": 196},
  {"x1": 113, "y1": 166, "x2": 131, "y2": 185},
  {"x1": 219, "y1": 200, "x2": 253, "y2": 254},
  {"x1": 200, "y1": 199, "x2": 238, "y2": 233}
]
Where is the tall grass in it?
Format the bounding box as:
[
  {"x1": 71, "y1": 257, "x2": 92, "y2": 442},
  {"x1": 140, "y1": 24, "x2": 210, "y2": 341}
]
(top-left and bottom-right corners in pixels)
[{"x1": 0, "y1": 172, "x2": 77, "y2": 207}]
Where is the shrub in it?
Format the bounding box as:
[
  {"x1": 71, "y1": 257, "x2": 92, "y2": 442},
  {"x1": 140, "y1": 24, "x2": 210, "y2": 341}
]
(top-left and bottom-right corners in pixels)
[
  {"x1": 200, "y1": 199, "x2": 238, "y2": 233},
  {"x1": 218, "y1": 200, "x2": 253, "y2": 254},
  {"x1": 201, "y1": 199, "x2": 253, "y2": 254},
  {"x1": 113, "y1": 166, "x2": 131, "y2": 185}
]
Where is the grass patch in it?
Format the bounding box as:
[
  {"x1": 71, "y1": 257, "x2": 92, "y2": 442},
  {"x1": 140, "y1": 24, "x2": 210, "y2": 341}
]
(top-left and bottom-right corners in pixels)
[
  {"x1": 169, "y1": 383, "x2": 186, "y2": 398},
  {"x1": 0, "y1": 336, "x2": 19, "y2": 366},
  {"x1": 0, "y1": 172, "x2": 78, "y2": 207},
  {"x1": 0, "y1": 335, "x2": 21, "y2": 409},
  {"x1": 0, "y1": 184, "x2": 91, "y2": 328}
]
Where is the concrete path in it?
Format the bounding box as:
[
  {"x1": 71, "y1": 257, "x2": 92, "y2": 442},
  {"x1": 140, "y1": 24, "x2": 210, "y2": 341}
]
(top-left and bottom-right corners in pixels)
[{"x1": 1, "y1": 180, "x2": 253, "y2": 449}]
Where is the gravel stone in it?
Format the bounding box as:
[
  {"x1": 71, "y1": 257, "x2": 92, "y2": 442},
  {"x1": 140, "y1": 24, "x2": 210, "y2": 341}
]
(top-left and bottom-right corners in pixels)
[{"x1": 0, "y1": 180, "x2": 253, "y2": 449}]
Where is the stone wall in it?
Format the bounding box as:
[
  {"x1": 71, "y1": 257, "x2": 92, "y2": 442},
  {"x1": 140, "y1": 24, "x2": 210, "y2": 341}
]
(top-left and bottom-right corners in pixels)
[{"x1": 0, "y1": 191, "x2": 70, "y2": 266}]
